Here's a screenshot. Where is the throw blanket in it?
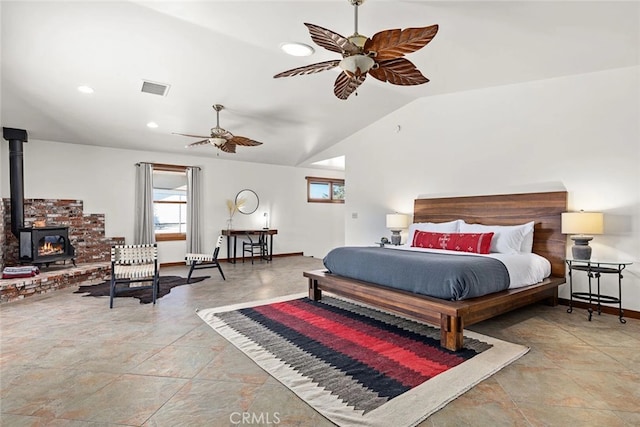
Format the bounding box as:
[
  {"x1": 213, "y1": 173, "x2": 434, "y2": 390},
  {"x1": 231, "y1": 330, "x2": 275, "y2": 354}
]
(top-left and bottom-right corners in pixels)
[
  {"x1": 323, "y1": 247, "x2": 510, "y2": 300},
  {"x1": 2, "y1": 266, "x2": 40, "y2": 279}
]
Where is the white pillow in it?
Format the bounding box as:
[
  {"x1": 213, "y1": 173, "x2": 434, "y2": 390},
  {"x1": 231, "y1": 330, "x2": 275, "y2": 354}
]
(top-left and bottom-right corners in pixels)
[
  {"x1": 459, "y1": 221, "x2": 535, "y2": 254},
  {"x1": 407, "y1": 220, "x2": 461, "y2": 244},
  {"x1": 520, "y1": 227, "x2": 535, "y2": 253}
]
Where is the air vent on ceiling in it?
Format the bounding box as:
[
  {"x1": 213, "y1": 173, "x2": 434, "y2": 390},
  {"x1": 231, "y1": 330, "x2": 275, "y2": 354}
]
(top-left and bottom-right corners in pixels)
[{"x1": 141, "y1": 80, "x2": 170, "y2": 96}]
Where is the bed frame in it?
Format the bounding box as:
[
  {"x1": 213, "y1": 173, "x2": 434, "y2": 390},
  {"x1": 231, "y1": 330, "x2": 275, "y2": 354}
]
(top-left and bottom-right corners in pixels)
[{"x1": 304, "y1": 191, "x2": 568, "y2": 351}]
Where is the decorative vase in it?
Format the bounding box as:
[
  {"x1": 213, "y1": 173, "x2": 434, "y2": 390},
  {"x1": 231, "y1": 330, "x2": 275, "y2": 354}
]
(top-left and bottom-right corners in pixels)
[{"x1": 226, "y1": 218, "x2": 233, "y2": 230}]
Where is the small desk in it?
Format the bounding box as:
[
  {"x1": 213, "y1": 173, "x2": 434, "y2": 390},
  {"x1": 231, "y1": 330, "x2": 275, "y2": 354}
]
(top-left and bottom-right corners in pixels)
[
  {"x1": 222, "y1": 229, "x2": 278, "y2": 264},
  {"x1": 566, "y1": 259, "x2": 633, "y2": 323}
]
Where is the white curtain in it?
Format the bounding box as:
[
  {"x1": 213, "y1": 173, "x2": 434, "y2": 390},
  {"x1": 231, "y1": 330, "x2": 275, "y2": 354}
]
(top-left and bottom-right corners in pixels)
[
  {"x1": 134, "y1": 163, "x2": 155, "y2": 244},
  {"x1": 186, "y1": 166, "x2": 201, "y2": 253}
]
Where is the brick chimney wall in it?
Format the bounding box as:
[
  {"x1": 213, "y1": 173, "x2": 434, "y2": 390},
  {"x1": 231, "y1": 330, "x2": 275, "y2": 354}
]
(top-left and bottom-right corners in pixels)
[{"x1": 1, "y1": 198, "x2": 124, "y2": 269}]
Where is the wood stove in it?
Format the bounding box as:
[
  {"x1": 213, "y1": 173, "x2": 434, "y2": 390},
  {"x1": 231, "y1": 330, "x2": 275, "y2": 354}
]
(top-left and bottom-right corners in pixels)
[{"x1": 19, "y1": 226, "x2": 76, "y2": 266}]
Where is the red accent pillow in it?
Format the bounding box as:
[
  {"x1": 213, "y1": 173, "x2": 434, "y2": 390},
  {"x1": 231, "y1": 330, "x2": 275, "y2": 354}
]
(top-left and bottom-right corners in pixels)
[{"x1": 411, "y1": 231, "x2": 494, "y2": 254}]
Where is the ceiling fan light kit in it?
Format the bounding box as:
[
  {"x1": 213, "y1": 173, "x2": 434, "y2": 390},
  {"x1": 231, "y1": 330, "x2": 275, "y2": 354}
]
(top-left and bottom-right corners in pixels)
[
  {"x1": 273, "y1": 0, "x2": 439, "y2": 100},
  {"x1": 208, "y1": 137, "x2": 227, "y2": 147},
  {"x1": 339, "y1": 55, "x2": 375, "y2": 77}
]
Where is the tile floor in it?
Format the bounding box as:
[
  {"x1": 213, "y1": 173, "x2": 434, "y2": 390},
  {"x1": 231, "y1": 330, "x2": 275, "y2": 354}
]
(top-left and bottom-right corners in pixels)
[{"x1": 1, "y1": 255, "x2": 639, "y2": 426}]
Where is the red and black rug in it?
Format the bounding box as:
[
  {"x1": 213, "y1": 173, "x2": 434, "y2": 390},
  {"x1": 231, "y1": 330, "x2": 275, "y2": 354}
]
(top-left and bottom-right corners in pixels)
[{"x1": 198, "y1": 293, "x2": 528, "y2": 427}]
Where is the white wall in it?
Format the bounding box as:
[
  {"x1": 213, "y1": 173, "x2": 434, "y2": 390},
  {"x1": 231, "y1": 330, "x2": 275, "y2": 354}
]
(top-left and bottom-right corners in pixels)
[
  {"x1": 316, "y1": 66, "x2": 640, "y2": 312},
  {"x1": 0, "y1": 141, "x2": 345, "y2": 264}
]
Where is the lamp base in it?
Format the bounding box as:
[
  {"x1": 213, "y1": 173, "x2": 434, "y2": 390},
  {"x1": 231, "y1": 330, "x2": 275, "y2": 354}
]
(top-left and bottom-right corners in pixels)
[
  {"x1": 571, "y1": 235, "x2": 593, "y2": 260},
  {"x1": 390, "y1": 230, "x2": 401, "y2": 246}
]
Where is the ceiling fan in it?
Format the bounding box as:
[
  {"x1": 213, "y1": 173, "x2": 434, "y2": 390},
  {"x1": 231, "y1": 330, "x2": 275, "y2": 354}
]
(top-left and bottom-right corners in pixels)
[
  {"x1": 173, "y1": 104, "x2": 263, "y2": 153},
  {"x1": 273, "y1": 0, "x2": 438, "y2": 100}
]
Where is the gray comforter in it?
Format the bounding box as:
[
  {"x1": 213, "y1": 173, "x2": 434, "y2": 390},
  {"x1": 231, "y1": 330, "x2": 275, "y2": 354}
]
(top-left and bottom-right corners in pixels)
[{"x1": 323, "y1": 247, "x2": 510, "y2": 301}]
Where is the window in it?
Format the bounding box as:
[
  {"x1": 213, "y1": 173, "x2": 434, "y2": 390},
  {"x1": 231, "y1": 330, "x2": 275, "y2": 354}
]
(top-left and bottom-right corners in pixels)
[
  {"x1": 153, "y1": 164, "x2": 187, "y2": 241},
  {"x1": 306, "y1": 176, "x2": 345, "y2": 203}
]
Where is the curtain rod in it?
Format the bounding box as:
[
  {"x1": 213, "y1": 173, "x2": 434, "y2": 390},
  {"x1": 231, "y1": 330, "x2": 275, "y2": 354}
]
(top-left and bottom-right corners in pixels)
[{"x1": 135, "y1": 162, "x2": 201, "y2": 170}]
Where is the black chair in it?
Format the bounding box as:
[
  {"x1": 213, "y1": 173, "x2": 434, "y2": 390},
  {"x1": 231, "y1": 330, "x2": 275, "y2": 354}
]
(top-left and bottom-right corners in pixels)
[
  {"x1": 242, "y1": 231, "x2": 269, "y2": 264},
  {"x1": 110, "y1": 244, "x2": 159, "y2": 309},
  {"x1": 185, "y1": 235, "x2": 226, "y2": 283}
]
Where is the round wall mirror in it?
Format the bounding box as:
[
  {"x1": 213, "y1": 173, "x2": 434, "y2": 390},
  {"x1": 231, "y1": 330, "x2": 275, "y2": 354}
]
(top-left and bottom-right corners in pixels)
[{"x1": 235, "y1": 189, "x2": 259, "y2": 215}]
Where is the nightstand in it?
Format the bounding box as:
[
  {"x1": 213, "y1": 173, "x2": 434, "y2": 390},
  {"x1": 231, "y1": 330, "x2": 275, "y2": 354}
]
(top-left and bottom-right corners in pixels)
[
  {"x1": 375, "y1": 242, "x2": 401, "y2": 247},
  {"x1": 565, "y1": 259, "x2": 633, "y2": 323}
]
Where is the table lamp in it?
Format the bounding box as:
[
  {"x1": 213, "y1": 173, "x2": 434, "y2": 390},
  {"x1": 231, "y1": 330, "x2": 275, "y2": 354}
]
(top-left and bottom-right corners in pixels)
[
  {"x1": 561, "y1": 211, "x2": 603, "y2": 260},
  {"x1": 386, "y1": 213, "x2": 409, "y2": 245}
]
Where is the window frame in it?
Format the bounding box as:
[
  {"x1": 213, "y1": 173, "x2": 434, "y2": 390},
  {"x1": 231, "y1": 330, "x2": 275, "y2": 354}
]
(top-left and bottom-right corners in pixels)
[
  {"x1": 305, "y1": 176, "x2": 345, "y2": 204},
  {"x1": 153, "y1": 163, "x2": 188, "y2": 242}
]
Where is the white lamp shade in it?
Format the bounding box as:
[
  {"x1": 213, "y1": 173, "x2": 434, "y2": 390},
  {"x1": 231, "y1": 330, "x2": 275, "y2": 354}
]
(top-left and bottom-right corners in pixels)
[
  {"x1": 208, "y1": 137, "x2": 227, "y2": 147},
  {"x1": 339, "y1": 55, "x2": 375, "y2": 77},
  {"x1": 386, "y1": 213, "x2": 409, "y2": 230},
  {"x1": 561, "y1": 212, "x2": 604, "y2": 235}
]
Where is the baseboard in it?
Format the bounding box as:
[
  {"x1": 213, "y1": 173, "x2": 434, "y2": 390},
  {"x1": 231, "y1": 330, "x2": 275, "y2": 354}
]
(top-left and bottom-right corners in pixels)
[
  {"x1": 161, "y1": 261, "x2": 190, "y2": 268},
  {"x1": 160, "y1": 252, "x2": 304, "y2": 268},
  {"x1": 557, "y1": 298, "x2": 640, "y2": 320},
  {"x1": 265, "y1": 252, "x2": 304, "y2": 259}
]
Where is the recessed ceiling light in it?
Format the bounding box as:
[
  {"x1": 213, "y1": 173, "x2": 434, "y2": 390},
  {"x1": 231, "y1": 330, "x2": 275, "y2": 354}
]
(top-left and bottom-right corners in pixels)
[
  {"x1": 280, "y1": 42, "x2": 314, "y2": 57},
  {"x1": 77, "y1": 85, "x2": 94, "y2": 94},
  {"x1": 146, "y1": 122, "x2": 159, "y2": 129}
]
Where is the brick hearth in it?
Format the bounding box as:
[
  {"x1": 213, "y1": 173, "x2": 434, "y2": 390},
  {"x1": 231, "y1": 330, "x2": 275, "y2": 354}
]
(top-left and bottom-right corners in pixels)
[
  {"x1": 0, "y1": 262, "x2": 111, "y2": 303},
  {"x1": 1, "y1": 198, "x2": 124, "y2": 303}
]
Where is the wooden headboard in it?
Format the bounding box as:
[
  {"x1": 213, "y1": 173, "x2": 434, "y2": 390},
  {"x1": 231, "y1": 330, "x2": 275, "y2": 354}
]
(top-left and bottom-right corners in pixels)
[{"x1": 413, "y1": 191, "x2": 568, "y2": 278}]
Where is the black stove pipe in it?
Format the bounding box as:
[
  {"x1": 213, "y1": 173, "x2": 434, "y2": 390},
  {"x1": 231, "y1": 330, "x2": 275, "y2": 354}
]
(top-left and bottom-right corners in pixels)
[{"x1": 3, "y1": 127, "x2": 28, "y2": 238}]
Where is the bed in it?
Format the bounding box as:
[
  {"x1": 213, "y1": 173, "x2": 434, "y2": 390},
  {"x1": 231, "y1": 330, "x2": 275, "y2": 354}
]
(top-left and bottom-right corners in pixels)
[{"x1": 304, "y1": 191, "x2": 568, "y2": 351}]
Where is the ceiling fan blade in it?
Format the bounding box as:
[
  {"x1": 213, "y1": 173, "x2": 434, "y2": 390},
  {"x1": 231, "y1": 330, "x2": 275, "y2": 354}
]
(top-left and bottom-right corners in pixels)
[
  {"x1": 370, "y1": 58, "x2": 429, "y2": 85},
  {"x1": 186, "y1": 139, "x2": 210, "y2": 147},
  {"x1": 173, "y1": 132, "x2": 210, "y2": 139},
  {"x1": 364, "y1": 25, "x2": 439, "y2": 61},
  {"x1": 274, "y1": 60, "x2": 341, "y2": 78},
  {"x1": 304, "y1": 23, "x2": 359, "y2": 55},
  {"x1": 220, "y1": 142, "x2": 236, "y2": 153},
  {"x1": 230, "y1": 136, "x2": 263, "y2": 147},
  {"x1": 334, "y1": 72, "x2": 366, "y2": 100}
]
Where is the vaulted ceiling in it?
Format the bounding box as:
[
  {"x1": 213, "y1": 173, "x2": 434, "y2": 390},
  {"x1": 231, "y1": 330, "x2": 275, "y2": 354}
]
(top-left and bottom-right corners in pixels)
[{"x1": 1, "y1": 1, "x2": 638, "y2": 168}]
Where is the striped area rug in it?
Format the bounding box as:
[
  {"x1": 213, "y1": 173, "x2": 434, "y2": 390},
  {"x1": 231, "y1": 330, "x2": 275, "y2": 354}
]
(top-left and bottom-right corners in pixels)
[{"x1": 198, "y1": 293, "x2": 528, "y2": 427}]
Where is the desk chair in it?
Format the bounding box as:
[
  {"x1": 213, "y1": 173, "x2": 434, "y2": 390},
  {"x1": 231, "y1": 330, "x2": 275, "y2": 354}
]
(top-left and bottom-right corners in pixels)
[
  {"x1": 110, "y1": 244, "x2": 159, "y2": 309},
  {"x1": 185, "y1": 235, "x2": 226, "y2": 283},
  {"x1": 242, "y1": 231, "x2": 269, "y2": 264}
]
